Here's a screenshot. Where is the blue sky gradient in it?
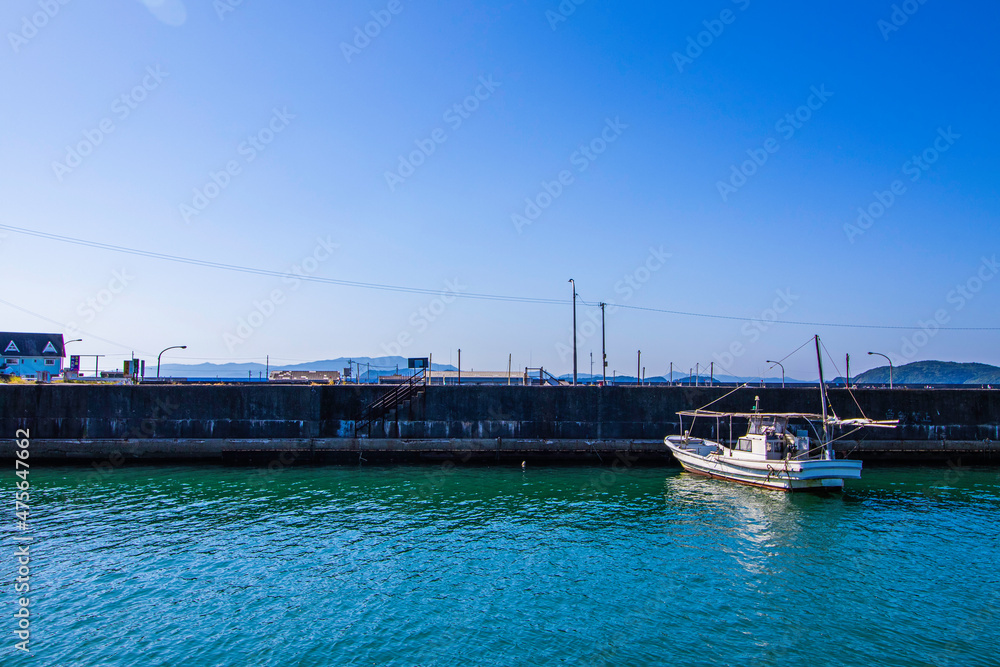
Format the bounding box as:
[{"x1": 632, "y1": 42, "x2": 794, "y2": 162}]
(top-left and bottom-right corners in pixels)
[{"x1": 1, "y1": 0, "x2": 998, "y2": 379}]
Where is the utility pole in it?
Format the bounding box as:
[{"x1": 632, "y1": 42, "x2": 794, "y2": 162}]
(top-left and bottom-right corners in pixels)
[
  {"x1": 846, "y1": 353, "x2": 851, "y2": 387},
  {"x1": 600, "y1": 302, "x2": 607, "y2": 385},
  {"x1": 695, "y1": 363, "x2": 699, "y2": 387},
  {"x1": 572, "y1": 284, "x2": 578, "y2": 385},
  {"x1": 458, "y1": 349, "x2": 461, "y2": 385},
  {"x1": 669, "y1": 362, "x2": 673, "y2": 385},
  {"x1": 590, "y1": 351, "x2": 593, "y2": 379},
  {"x1": 637, "y1": 350, "x2": 641, "y2": 386},
  {"x1": 710, "y1": 362, "x2": 714, "y2": 386}
]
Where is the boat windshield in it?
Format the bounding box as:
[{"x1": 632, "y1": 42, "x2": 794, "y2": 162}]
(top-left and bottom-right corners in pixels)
[{"x1": 748, "y1": 416, "x2": 788, "y2": 436}]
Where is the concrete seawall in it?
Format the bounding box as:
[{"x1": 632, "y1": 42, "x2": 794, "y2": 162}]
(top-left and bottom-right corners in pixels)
[{"x1": 2, "y1": 385, "x2": 998, "y2": 464}]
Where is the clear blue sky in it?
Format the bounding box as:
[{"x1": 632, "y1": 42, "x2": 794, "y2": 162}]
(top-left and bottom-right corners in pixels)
[{"x1": 2, "y1": 0, "x2": 998, "y2": 379}]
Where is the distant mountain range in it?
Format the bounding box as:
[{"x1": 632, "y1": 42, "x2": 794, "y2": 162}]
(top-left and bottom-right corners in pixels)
[
  {"x1": 845, "y1": 361, "x2": 1000, "y2": 386},
  {"x1": 159, "y1": 356, "x2": 457, "y2": 379},
  {"x1": 158, "y1": 357, "x2": 1000, "y2": 386},
  {"x1": 159, "y1": 356, "x2": 797, "y2": 383},
  {"x1": 556, "y1": 373, "x2": 805, "y2": 385}
]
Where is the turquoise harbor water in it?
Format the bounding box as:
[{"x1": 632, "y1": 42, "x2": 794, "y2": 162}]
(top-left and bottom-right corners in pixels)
[{"x1": 6, "y1": 465, "x2": 999, "y2": 666}]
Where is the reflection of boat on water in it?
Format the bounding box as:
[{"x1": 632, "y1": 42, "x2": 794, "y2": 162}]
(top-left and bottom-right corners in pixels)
[{"x1": 664, "y1": 336, "x2": 897, "y2": 492}]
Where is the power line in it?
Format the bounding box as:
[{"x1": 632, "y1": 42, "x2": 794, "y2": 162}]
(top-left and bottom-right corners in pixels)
[
  {"x1": 598, "y1": 302, "x2": 1000, "y2": 331},
  {"x1": 0, "y1": 224, "x2": 564, "y2": 305},
  {"x1": 3, "y1": 223, "x2": 998, "y2": 331},
  {"x1": 0, "y1": 297, "x2": 150, "y2": 354}
]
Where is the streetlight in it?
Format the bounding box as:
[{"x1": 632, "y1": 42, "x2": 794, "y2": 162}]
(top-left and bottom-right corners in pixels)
[
  {"x1": 569, "y1": 278, "x2": 577, "y2": 386},
  {"x1": 600, "y1": 302, "x2": 607, "y2": 385},
  {"x1": 766, "y1": 360, "x2": 785, "y2": 388},
  {"x1": 868, "y1": 351, "x2": 893, "y2": 389},
  {"x1": 157, "y1": 345, "x2": 187, "y2": 379}
]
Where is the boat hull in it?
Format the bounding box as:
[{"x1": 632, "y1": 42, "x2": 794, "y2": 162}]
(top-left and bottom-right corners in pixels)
[{"x1": 666, "y1": 440, "x2": 862, "y2": 492}]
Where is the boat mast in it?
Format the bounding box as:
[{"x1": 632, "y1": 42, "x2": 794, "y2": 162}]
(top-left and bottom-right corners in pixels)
[{"x1": 814, "y1": 335, "x2": 830, "y2": 451}]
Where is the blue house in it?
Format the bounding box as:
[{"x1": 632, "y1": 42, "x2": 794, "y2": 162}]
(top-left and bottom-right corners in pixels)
[{"x1": 1, "y1": 332, "x2": 65, "y2": 379}]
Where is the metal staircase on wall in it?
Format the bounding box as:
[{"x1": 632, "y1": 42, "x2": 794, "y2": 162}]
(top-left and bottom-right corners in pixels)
[{"x1": 355, "y1": 369, "x2": 427, "y2": 436}]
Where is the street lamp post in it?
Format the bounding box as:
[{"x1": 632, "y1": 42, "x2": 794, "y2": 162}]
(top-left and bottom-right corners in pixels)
[
  {"x1": 157, "y1": 345, "x2": 187, "y2": 379},
  {"x1": 569, "y1": 279, "x2": 577, "y2": 386},
  {"x1": 600, "y1": 302, "x2": 607, "y2": 385},
  {"x1": 868, "y1": 351, "x2": 893, "y2": 389},
  {"x1": 766, "y1": 360, "x2": 785, "y2": 388}
]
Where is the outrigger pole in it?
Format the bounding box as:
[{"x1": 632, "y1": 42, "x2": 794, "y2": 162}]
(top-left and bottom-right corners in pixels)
[{"x1": 815, "y1": 335, "x2": 830, "y2": 451}]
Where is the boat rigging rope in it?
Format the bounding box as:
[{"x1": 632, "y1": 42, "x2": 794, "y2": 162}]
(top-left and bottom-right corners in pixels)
[
  {"x1": 695, "y1": 337, "x2": 818, "y2": 413},
  {"x1": 819, "y1": 339, "x2": 867, "y2": 420},
  {"x1": 695, "y1": 382, "x2": 751, "y2": 412}
]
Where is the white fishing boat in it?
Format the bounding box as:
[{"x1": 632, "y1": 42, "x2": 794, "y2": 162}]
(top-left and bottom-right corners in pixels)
[{"x1": 664, "y1": 336, "x2": 897, "y2": 492}]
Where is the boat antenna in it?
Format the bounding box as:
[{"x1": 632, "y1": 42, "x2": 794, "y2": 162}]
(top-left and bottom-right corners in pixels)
[{"x1": 815, "y1": 335, "x2": 830, "y2": 449}]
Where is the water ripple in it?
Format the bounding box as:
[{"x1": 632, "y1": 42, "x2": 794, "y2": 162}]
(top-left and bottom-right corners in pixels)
[{"x1": 5, "y1": 466, "x2": 998, "y2": 666}]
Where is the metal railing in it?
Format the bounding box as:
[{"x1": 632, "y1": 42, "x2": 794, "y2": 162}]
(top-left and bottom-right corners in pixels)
[{"x1": 355, "y1": 369, "x2": 427, "y2": 436}]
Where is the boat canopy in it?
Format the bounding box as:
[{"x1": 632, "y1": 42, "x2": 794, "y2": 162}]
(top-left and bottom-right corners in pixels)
[{"x1": 675, "y1": 409, "x2": 898, "y2": 428}]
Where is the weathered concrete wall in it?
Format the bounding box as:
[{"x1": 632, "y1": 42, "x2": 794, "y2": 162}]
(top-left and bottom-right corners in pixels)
[{"x1": 2, "y1": 384, "x2": 998, "y2": 463}]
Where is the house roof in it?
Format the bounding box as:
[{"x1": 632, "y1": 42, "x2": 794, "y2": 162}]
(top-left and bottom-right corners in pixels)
[{"x1": 1, "y1": 332, "x2": 65, "y2": 357}]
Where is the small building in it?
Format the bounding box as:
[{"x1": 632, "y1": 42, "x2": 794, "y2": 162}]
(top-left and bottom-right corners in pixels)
[
  {"x1": 0, "y1": 332, "x2": 65, "y2": 380},
  {"x1": 268, "y1": 370, "x2": 341, "y2": 383}
]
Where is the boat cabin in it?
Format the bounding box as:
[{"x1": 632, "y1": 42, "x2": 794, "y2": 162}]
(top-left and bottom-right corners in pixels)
[{"x1": 727, "y1": 415, "x2": 811, "y2": 460}]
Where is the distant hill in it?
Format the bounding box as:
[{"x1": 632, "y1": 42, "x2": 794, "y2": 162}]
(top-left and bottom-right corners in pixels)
[{"x1": 848, "y1": 361, "x2": 1000, "y2": 385}]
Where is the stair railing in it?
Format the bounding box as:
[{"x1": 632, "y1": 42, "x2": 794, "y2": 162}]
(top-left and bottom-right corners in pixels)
[{"x1": 355, "y1": 369, "x2": 427, "y2": 436}]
